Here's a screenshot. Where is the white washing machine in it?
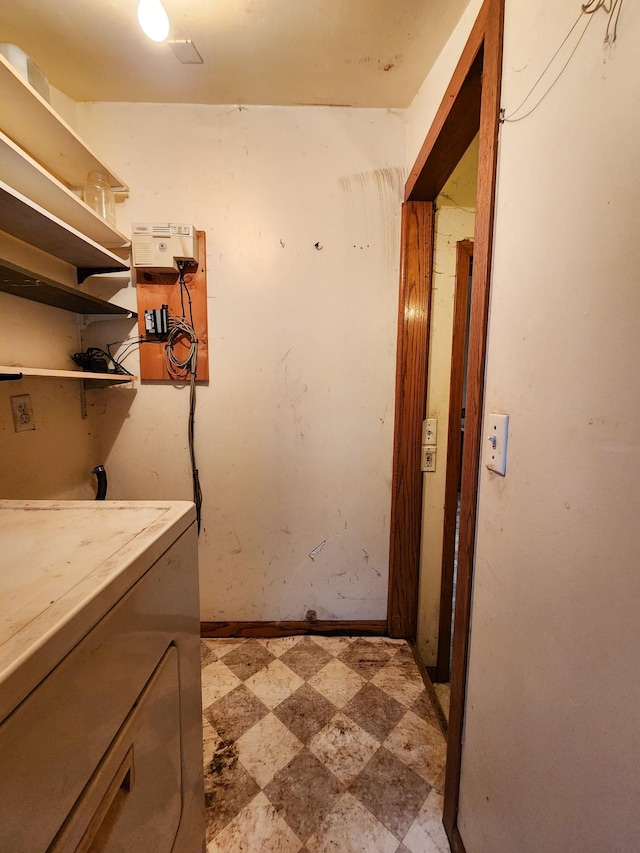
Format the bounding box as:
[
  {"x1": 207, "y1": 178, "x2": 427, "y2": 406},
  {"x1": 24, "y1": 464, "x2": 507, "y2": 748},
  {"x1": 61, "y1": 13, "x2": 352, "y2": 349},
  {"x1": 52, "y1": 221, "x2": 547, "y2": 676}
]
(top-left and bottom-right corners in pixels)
[{"x1": 0, "y1": 500, "x2": 205, "y2": 852}]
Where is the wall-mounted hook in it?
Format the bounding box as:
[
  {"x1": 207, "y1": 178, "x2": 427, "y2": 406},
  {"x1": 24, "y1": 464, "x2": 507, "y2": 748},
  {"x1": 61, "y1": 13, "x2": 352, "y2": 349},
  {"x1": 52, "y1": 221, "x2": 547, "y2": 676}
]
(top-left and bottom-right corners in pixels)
[{"x1": 314, "y1": 241, "x2": 323, "y2": 251}]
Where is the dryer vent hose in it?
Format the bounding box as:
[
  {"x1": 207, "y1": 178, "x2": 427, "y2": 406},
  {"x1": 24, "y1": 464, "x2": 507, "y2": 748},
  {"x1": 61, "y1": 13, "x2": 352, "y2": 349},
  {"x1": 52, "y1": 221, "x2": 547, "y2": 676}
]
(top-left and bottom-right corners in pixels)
[{"x1": 92, "y1": 465, "x2": 107, "y2": 501}]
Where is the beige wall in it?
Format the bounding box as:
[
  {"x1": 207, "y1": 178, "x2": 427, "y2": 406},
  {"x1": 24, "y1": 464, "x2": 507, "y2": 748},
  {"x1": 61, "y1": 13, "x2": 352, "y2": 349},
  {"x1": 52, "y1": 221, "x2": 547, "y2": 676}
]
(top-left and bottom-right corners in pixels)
[
  {"x1": 406, "y1": 0, "x2": 483, "y2": 168},
  {"x1": 76, "y1": 103, "x2": 405, "y2": 622},
  {"x1": 409, "y1": 1, "x2": 640, "y2": 850}
]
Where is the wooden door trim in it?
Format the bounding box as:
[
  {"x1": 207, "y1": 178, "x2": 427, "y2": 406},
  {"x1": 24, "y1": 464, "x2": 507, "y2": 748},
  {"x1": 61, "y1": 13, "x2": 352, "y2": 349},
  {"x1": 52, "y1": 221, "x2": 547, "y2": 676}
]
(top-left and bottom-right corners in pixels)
[
  {"x1": 405, "y1": 4, "x2": 488, "y2": 203},
  {"x1": 386, "y1": 0, "x2": 505, "y2": 846},
  {"x1": 436, "y1": 240, "x2": 473, "y2": 683},
  {"x1": 387, "y1": 201, "x2": 434, "y2": 639},
  {"x1": 444, "y1": 0, "x2": 504, "y2": 843}
]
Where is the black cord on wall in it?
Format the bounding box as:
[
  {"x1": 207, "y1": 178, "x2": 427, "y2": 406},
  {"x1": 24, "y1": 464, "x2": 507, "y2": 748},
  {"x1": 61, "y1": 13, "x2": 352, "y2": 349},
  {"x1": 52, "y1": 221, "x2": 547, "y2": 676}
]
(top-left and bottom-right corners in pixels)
[{"x1": 164, "y1": 260, "x2": 203, "y2": 534}]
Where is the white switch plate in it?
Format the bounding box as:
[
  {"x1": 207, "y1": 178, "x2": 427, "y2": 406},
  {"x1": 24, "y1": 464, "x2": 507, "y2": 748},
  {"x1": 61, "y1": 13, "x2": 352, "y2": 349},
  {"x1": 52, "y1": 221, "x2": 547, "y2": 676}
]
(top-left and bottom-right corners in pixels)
[
  {"x1": 485, "y1": 413, "x2": 508, "y2": 475},
  {"x1": 421, "y1": 445, "x2": 436, "y2": 472},
  {"x1": 422, "y1": 418, "x2": 437, "y2": 446}
]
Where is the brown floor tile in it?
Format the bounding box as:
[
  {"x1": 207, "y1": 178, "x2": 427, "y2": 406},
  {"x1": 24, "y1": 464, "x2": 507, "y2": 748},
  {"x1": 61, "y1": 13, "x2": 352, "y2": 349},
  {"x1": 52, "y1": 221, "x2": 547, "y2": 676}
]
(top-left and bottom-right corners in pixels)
[
  {"x1": 264, "y1": 749, "x2": 343, "y2": 842},
  {"x1": 204, "y1": 737, "x2": 260, "y2": 840},
  {"x1": 393, "y1": 644, "x2": 416, "y2": 664},
  {"x1": 273, "y1": 683, "x2": 338, "y2": 744},
  {"x1": 279, "y1": 641, "x2": 333, "y2": 679},
  {"x1": 343, "y1": 683, "x2": 406, "y2": 742},
  {"x1": 204, "y1": 683, "x2": 270, "y2": 742},
  {"x1": 200, "y1": 639, "x2": 218, "y2": 668},
  {"x1": 222, "y1": 638, "x2": 276, "y2": 681},
  {"x1": 350, "y1": 746, "x2": 431, "y2": 840},
  {"x1": 338, "y1": 637, "x2": 392, "y2": 680}
]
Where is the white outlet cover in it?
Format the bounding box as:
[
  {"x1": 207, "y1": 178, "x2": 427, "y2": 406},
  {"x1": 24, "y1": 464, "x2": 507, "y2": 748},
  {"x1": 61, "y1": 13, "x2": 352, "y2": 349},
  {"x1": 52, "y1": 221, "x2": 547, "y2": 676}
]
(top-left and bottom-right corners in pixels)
[
  {"x1": 485, "y1": 413, "x2": 508, "y2": 475},
  {"x1": 421, "y1": 445, "x2": 436, "y2": 472},
  {"x1": 10, "y1": 394, "x2": 35, "y2": 432}
]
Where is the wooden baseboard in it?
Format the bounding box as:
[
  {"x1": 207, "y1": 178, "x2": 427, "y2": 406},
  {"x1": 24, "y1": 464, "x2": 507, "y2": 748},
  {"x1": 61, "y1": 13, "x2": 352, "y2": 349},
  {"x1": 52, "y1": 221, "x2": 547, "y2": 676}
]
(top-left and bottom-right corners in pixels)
[
  {"x1": 449, "y1": 824, "x2": 467, "y2": 853},
  {"x1": 200, "y1": 620, "x2": 388, "y2": 638},
  {"x1": 410, "y1": 644, "x2": 449, "y2": 739}
]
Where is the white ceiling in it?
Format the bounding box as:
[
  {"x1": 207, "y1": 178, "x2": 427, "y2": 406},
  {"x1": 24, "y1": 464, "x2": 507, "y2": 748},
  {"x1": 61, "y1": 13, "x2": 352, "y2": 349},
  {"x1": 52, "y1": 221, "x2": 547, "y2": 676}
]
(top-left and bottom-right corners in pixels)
[{"x1": 0, "y1": 0, "x2": 470, "y2": 108}]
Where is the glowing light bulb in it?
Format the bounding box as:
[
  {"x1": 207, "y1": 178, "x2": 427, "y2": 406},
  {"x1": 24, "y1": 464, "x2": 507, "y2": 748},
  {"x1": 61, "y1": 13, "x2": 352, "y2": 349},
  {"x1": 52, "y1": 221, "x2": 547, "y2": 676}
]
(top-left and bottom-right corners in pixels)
[{"x1": 137, "y1": 0, "x2": 170, "y2": 42}]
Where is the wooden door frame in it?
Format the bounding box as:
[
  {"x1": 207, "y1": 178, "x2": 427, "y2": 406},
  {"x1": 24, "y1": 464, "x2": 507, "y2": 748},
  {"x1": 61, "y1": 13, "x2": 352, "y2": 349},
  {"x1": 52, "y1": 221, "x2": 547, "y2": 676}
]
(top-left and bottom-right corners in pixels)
[
  {"x1": 436, "y1": 239, "x2": 474, "y2": 684},
  {"x1": 387, "y1": 0, "x2": 504, "y2": 849}
]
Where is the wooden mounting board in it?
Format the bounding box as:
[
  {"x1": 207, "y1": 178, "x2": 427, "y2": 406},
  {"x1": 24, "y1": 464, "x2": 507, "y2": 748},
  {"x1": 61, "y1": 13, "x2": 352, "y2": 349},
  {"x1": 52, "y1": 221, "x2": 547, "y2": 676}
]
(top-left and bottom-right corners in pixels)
[{"x1": 135, "y1": 230, "x2": 209, "y2": 381}]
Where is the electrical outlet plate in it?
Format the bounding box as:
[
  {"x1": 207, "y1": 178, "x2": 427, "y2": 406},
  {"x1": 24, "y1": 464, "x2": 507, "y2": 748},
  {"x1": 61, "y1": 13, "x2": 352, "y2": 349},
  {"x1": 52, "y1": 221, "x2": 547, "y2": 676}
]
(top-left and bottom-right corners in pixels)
[
  {"x1": 421, "y1": 445, "x2": 436, "y2": 472},
  {"x1": 10, "y1": 394, "x2": 35, "y2": 432}
]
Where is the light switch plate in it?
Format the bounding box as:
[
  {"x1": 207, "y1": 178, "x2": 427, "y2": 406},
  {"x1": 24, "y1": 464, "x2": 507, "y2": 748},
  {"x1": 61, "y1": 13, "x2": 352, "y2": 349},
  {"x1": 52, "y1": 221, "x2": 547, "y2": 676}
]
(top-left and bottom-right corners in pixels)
[
  {"x1": 422, "y1": 418, "x2": 437, "y2": 446},
  {"x1": 485, "y1": 413, "x2": 508, "y2": 475}
]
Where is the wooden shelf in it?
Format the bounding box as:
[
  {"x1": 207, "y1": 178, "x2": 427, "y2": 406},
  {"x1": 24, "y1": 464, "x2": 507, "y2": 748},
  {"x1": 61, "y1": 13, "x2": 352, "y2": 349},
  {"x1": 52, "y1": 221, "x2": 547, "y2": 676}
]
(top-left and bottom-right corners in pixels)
[
  {"x1": 0, "y1": 260, "x2": 137, "y2": 316},
  {"x1": 0, "y1": 366, "x2": 136, "y2": 388},
  {"x1": 0, "y1": 180, "x2": 129, "y2": 273},
  {"x1": 0, "y1": 130, "x2": 130, "y2": 250},
  {"x1": 0, "y1": 54, "x2": 128, "y2": 194}
]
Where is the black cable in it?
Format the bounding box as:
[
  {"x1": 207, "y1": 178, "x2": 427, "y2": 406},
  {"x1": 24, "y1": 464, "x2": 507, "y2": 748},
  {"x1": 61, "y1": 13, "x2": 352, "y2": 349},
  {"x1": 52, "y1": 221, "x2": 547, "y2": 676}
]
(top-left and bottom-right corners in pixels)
[
  {"x1": 164, "y1": 304, "x2": 202, "y2": 534},
  {"x1": 107, "y1": 336, "x2": 144, "y2": 367},
  {"x1": 189, "y1": 370, "x2": 203, "y2": 533},
  {"x1": 72, "y1": 346, "x2": 133, "y2": 376}
]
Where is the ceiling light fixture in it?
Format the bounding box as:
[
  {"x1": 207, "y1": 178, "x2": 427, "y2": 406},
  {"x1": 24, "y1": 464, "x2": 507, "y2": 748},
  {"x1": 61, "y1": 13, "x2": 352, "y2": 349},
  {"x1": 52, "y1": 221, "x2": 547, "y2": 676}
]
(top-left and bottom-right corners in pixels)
[{"x1": 137, "y1": 0, "x2": 170, "y2": 42}]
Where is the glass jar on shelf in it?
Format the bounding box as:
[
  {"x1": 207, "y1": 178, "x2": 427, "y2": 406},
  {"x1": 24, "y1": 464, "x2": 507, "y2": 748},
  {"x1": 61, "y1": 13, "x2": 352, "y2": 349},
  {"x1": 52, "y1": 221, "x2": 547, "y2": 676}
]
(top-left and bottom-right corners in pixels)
[{"x1": 83, "y1": 170, "x2": 116, "y2": 228}]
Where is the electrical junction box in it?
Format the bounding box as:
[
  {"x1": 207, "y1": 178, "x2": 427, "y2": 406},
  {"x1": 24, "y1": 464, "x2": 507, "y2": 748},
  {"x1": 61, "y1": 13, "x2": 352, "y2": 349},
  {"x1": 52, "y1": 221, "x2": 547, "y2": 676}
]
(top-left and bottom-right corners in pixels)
[{"x1": 131, "y1": 223, "x2": 199, "y2": 272}]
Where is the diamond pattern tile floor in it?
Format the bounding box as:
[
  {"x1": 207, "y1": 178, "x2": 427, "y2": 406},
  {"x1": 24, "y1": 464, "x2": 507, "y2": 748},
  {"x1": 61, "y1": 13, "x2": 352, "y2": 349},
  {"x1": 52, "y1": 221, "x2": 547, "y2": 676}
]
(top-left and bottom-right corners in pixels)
[{"x1": 201, "y1": 636, "x2": 451, "y2": 852}]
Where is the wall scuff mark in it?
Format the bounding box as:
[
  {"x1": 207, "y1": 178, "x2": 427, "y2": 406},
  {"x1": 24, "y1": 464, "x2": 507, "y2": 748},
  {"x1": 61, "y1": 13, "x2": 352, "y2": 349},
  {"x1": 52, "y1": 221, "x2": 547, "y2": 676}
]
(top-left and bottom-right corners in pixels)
[{"x1": 309, "y1": 539, "x2": 328, "y2": 560}]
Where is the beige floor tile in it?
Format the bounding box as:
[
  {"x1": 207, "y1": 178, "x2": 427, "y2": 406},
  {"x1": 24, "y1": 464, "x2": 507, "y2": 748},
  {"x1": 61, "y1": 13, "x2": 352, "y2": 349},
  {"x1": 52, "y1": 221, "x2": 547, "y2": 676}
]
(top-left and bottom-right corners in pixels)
[
  {"x1": 256, "y1": 636, "x2": 304, "y2": 657},
  {"x1": 202, "y1": 660, "x2": 242, "y2": 709},
  {"x1": 308, "y1": 711, "x2": 379, "y2": 785},
  {"x1": 202, "y1": 638, "x2": 247, "y2": 659},
  {"x1": 207, "y1": 792, "x2": 302, "y2": 853},
  {"x1": 308, "y1": 658, "x2": 366, "y2": 708},
  {"x1": 402, "y1": 786, "x2": 451, "y2": 853},
  {"x1": 244, "y1": 658, "x2": 305, "y2": 709},
  {"x1": 433, "y1": 682, "x2": 451, "y2": 723},
  {"x1": 306, "y1": 793, "x2": 398, "y2": 853},
  {"x1": 371, "y1": 658, "x2": 425, "y2": 708},
  {"x1": 384, "y1": 710, "x2": 447, "y2": 785},
  {"x1": 309, "y1": 636, "x2": 356, "y2": 657},
  {"x1": 236, "y1": 712, "x2": 303, "y2": 788}
]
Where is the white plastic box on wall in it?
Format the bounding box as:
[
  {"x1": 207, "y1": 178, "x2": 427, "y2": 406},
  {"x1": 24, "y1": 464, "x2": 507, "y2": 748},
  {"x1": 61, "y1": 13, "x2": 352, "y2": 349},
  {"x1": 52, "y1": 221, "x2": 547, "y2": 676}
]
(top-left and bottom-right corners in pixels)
[
  {"x1": 132, "y1": 222, "x2": 199, "y2": 272},
  {"x1": 0, "y1": 43, "x2": 49, "y2": 102}
]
